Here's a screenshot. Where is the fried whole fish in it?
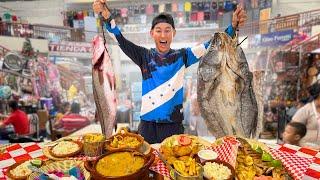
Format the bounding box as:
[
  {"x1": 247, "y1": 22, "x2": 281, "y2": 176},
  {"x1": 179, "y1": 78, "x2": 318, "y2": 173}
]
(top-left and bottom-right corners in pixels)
[
  {"x1": 197, "y1": 32, "x2": 259, "y2": 138},
  {"x1": 92, "y1": 35, "x2": 117, "y2": 137}
]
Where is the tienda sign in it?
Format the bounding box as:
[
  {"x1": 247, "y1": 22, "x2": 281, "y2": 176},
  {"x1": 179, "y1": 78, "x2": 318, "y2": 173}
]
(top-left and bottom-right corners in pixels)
[{"x1": 49, "y1": 41, "x2": 93, "y2": 53}]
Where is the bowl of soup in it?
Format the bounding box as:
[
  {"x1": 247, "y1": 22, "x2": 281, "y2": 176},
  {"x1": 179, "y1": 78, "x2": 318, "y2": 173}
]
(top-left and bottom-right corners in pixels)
[{"x1": 84, "y1": 149, "x2": 154, "y2": 180}]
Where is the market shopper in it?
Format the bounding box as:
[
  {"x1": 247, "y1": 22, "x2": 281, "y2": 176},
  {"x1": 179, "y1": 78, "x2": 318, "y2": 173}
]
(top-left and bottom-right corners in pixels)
[
  {"x1": 291, "y1": 83, "x2": 320, "y2": 149},
  {"x1": 93, "y1": 0, "x2": 247, "y2": 143},
  {"x1": 0, "y1": 100, "x2": 30, "y2": 138},
  {"x1": 282, "y1": 122, "x2": 307, "y2": 146}
]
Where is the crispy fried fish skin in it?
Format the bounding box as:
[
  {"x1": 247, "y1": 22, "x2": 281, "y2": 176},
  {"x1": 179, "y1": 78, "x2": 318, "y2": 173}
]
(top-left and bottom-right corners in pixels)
[{"x1": 197, "y1": 32, "x2": 260, "y2": 138}]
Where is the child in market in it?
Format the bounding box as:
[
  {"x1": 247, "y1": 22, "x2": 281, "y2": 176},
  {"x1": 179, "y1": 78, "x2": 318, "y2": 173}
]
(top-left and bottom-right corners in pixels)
[
  {"x1": 92, "y1": 0, "x2": 247, "y2": 143},
  {"x1": 282, "y1": 122, "x2": 307, "y2": 146}
]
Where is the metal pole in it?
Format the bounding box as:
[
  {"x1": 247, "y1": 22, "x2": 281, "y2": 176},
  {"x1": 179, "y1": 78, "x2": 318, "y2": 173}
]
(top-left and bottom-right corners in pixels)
[{"x1": 297, "y1": 46, "x2": 302, "y2": 101}]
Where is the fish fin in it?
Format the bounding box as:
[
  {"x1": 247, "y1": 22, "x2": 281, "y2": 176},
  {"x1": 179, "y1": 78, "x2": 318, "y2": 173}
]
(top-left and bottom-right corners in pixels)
[{"x1": 98, "y1": 70, "x2": 104, "y2": 85}]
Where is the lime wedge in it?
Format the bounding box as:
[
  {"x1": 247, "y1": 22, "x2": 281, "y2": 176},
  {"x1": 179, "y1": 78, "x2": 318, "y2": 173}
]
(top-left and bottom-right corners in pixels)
[
  {"x1": 271, "y1": 159, "x2": 282, "y2": 168},
  {"x1": 255, "y1": 147, "x2": 263, "y2": 154},
  {"x1": 30, "y1": 159, "x2": 42, "y2": 167},
  {"x1": 261, "y1": 152, "x2": 273, "y2": 162}
]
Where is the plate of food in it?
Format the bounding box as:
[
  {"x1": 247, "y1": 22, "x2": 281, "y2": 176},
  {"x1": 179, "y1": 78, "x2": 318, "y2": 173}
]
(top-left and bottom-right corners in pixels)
[
  {"x1": 6, "y1": 159, "x2": 43, "y2": 180},
  {"x1": 48, "y1": 140, "x2": 83, "y2": 158},
  {"x1": 28, "y1": 160, "x2": 90, "y2": 180},
  {"x1": 6, "y1": 161, "x2": 34, "y2": 180},
  {"x1": 84, "y1": 149, "x2": 155, "y2": 180},
  {"x1": 235, "y1": 138, "x2": 290, "y2": 180},
  {"x1": 160, "y1": 134, "x2": 209, "y2": 178},
  {"x1": 202, "y1": 160, "x2": 235, "y2": 180},
  {"x1": 105, "y1": 129, "x2": 144, "y2": 151}
]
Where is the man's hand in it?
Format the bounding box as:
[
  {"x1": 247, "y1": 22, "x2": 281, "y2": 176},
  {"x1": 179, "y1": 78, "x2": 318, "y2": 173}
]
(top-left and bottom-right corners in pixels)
[
  {"x1": 232, "y1": 5, "x2": 247, "y2": 29},
  {"x1": 92, "y1": 0, "x2": 110, "y2": 19}
]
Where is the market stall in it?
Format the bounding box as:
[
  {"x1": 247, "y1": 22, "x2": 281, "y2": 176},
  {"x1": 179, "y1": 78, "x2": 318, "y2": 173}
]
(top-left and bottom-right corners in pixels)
[{"x1": 0, "y1": 131, "x2": 320, "y2": 180}]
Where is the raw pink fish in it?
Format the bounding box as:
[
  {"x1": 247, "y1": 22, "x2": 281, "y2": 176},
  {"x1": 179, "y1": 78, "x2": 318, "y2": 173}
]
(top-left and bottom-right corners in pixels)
[{"x1": 92, "y1": 35, "x2": 117, "y2": 137}]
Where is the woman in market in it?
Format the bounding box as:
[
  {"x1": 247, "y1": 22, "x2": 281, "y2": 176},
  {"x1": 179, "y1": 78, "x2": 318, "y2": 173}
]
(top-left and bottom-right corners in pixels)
[
  {"x1": 0, "y1": 100, "x2": 30, "y2": 139},
  {"x1": 92, "y1": 0, "x2": 247, "y2": 143},
  {"x1": 291, "y1": 82, "x2": 320, "y2": 149},
  {"x1": 56, "y1": 102, "x2": 91, "y2": 132}
]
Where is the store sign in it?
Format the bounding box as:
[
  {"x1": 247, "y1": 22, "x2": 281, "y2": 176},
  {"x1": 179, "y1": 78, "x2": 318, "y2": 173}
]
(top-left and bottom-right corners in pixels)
[
  {"x1": 260, "y1": 30, "x2": 294, "y2": 47},
  {"x1": 49, "y1": 41, "x2": 93, "y2": 58},
  {"x1": 49, "y1": 41, "x2": 92, "y2": 53}
]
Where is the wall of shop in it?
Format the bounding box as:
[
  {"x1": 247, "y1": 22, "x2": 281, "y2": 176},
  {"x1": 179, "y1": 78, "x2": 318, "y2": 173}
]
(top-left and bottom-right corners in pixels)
[
  {"x1": 0, "y1": 36, "x2": 49, "y2": 53},
  {"x1": 272, "y1": 0, "x2": 320, "y2": 17},
  {"x1": 0, "y1": 0, "x2": 65, "y2": 26}
]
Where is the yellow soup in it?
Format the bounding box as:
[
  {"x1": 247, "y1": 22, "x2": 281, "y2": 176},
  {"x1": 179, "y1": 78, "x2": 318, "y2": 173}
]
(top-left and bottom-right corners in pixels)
[{"x1": 96, "y1": 152, "x2": 145, "y2": 177}]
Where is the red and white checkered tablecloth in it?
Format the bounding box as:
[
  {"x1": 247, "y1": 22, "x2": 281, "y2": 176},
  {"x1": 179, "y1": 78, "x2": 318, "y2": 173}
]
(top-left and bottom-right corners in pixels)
[
  {"x1": 0, "y1": 142, "x2": 47, "y2": 180},
  {"x1": 269, "y1": 143, "x2": 320, "y2": 180},
  {"x1": 0, "y1": 141, "x2": 99, "y2": 179},
  {"x1": 149, "y1": 140, "x2": 320, "y2": 180},
  {"x1": 149, "y1": 141, "x2": 239, "y2": 178},
  {"x1": 149, "y1": 151, "x2": 171, "y2": 178}
]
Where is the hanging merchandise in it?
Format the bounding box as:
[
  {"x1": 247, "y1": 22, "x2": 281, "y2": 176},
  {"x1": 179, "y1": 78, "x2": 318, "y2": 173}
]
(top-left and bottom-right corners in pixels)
[
  {"x1": 76, "y1": 11, "x2": 84, "y2": 20},
  {"x1": 153, "y1": 4, "x2": 159, "y2": 13},
  {"x1": 171, "y1": 2, "x2": 178, "y2": 12},
  {"x1": 134, "y1": 6, "x2": 140, "y2": 15},
  {"x1": 3, "y1": 52, "x2": 24, "y2": 72},
  {"x1": 198, "y1": 1, "x2": 205, "y2": 11},
  {"x1": 140, "y1": 5, "x2": 146, "y2": 14},
  {"x1": 190, "y1": 12, "x2": 198, "y2": 22},
  {"x1": 5, "y1": 75, "x2": 18, "y2": 93},
  {"x1": 178, "y1": 2, "x2": 184, "y2": 12},
  {"x1": 197, "y1": 11, "x2": 204, "y2": 21},
  {"x1": 224, "y1": 0, "x2": 234, "y2": 12},
  {"x1": 165, "y1": 3, "x2": 171, "y2": 12},
  {"x1": 191, "y1": 2, "x2": 198, "y2": 11},
  {"x1": 184, "y1": 2, "x2": 192, "y2": 12},
  {"x1": 204, "y1": 1, "x2": 211, "y2": 11},
  {"x1": 68, "y1": 84, "x2": 78, "y2": 101},
  {"x1": 83, "y1": 10, "x2": 88, "y2": 17},
  {"x1": 73, "y1": 20, "x2": 84, "y2": 29},
  {"x1": 218, "y1": 1, "x2": 225, "y2": 15},
  {"x1": 140, "y1": 14, "x2": 147, "y2": 24},
  {"x1": 11, "y1": 15, "x2": 17, "y2": 22},
  {"x1": 146, "y1": 4, "x2": 154, "y2": 15},
  {"x1": 120, "y1": 7, "x2": 127, "y2": 18},
  {"x1": 20, "y1": 77, "x2": 33, "y2": 93},
  {"x1": 177, "y1": 12, "x2": 184, "y2": 25},
  {"x1": 0, "y1": 86, "x2": 12, "y2": 99},
  {"x1": 3, "y1": 12, "x2": 11, "y2": 22},
  {"x1": 159, "y1": 3, "x2": 165, "y2": 13},
  {"x1": 211, "y1": 1, "x2": 217, "y2": 10},
  {"x1": 204, "y1": 11, "x2": 211, "y2": 21}
]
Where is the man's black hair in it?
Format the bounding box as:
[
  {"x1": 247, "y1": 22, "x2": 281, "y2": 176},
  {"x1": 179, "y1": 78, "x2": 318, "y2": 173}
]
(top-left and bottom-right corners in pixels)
[
  {"x1": 8, "y1": 100, "x2": 19, "y2": 111},
  {"x1": 288, "y1": 122, "x2": 307, "y2": 138},
  {"x1": 151, "y1": 13, "x2": 175, "y2": 30},
  {"x1": 71, "y1": 102, "x2": 80, "y2": 114},
  {"x1": 308, "y1": 82, "x2": 320, "y2": 100}
]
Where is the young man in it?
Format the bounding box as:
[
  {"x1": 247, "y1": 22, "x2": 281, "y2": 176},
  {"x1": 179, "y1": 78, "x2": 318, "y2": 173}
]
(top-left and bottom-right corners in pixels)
[
  {"x1": 282, "y1": 122, "x2": 307, "y2": 146},
  {"x1": 0, "y1": 100, "x2": 30, "y2": 137},
  {"x1": 93, "y1": 0, "x2": 247, "y2": 143}
]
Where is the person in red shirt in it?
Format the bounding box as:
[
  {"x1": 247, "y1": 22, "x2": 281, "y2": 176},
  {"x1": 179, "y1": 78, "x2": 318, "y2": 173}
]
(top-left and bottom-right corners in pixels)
[
  {"x1": 0, "y1": 100, "x2": 30, "y2": 136},
  {"x1": 56, "y1": 102, "x2": 90, "y2": 131}
]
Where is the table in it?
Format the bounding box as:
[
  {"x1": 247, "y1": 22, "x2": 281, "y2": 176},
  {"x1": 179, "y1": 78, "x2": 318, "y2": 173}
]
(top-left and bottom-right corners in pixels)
[{"x1": 1, "y1": 139, "x2": 320, "y2": 179}]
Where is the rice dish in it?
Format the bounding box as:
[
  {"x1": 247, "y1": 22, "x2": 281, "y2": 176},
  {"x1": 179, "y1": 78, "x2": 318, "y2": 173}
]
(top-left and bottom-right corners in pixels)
[{"x1": 203, "y1": 162, "x2": 231, "y2": 180}]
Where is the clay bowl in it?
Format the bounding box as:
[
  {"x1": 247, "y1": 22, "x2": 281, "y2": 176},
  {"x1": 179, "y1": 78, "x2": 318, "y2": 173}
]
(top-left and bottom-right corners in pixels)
[
  {"x1": 84, "y1": 149, "x2": 155, "y2": 180},
  {"x1": 201, "y1": 159, "x2": 235, "y2": 180},
  {"x1": 105, "y1": 132, "x2": 144, "y2": 151},
  {"x1": 48, "y1": 140, "x2": 83, "y2": 158},
  {"x1": 6, "y1": 161, "x2": 32, "y2": 180}
]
